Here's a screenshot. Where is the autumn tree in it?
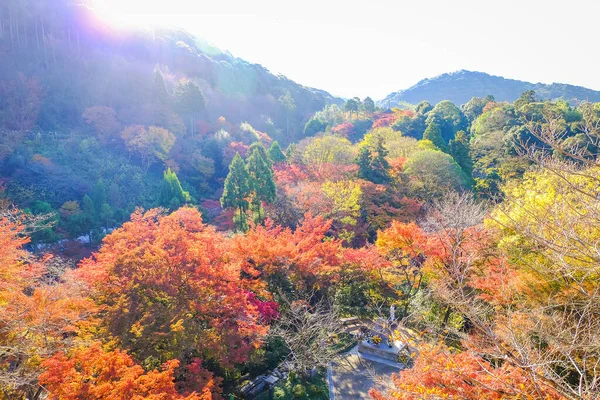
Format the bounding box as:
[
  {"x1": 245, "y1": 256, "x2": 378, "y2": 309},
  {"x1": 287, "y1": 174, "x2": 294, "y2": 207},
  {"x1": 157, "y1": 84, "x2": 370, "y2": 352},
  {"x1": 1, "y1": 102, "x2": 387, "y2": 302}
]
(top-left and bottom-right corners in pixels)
[
  {"x1": 0, "y1": 207, "x2": 91, "y2": 400},
  {"x1": 82, "y1": 106, "x2": 121, "y2": 144},
  {"x1": 121, "y1": 125, "x2": 176, "y2": 172},
  {"x1": 39, "y1": 343, "x2": 212, "y2": 400},
  {"x1": 76, "y1": 208, "x2": 269, "y2": 394}
]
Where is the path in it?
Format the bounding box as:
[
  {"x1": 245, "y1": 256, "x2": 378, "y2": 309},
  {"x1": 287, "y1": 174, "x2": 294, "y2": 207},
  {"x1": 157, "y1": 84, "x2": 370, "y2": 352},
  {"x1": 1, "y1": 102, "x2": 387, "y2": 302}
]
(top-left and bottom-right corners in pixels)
[{"x1": 328, "y1": 346, "x2": 402, "y2": 399}]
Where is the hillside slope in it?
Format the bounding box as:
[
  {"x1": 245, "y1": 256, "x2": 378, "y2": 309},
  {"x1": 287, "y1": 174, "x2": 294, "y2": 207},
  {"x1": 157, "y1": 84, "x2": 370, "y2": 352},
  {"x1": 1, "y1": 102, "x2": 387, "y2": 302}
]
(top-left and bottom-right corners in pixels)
[{"x1": 379, "y1": 70, "x2": 600, "y2": 107}]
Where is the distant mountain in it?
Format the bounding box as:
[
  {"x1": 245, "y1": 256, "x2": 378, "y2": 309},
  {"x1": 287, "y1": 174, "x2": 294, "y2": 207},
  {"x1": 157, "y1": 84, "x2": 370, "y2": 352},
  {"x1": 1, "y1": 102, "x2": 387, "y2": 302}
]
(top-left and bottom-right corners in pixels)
[{"x1": 379, "y1": 70, "x2": 600, "y2": 107}]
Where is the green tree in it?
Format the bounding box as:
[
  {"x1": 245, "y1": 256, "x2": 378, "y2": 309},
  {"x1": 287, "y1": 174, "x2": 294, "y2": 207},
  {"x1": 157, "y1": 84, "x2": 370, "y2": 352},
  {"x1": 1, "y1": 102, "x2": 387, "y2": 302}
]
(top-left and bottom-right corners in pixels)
[
  {"x1": 268, "y1": 141, "x2": 286, "y2": 163},
  {"x1": 514, "y1": 90, "x2": 538, "y2": 111},
  {"x1": 246, "y1": 142, "x2": 276, "y2": 224},
  {"x1": 220, "y1": 152, "x2": 252, "y2": 232},
  {"x1": 449, "y1": 130, "x2": 473, "y2": 179},
  {"x1": 356, "y1": 145, "x2": 373, "y2": 182},
  {"x1": 403, "y1": 149, "x2": 470, "y2": 200},
  {"x1": 356, "y1": 137, "x2": 391, "y2": 184},
  {"x1": 173, "y1": 80, "x2": 205, "y2": 137},
  {"x1": 361, "y1": 97, "x2": 375, "y2": 113},
  {"x1": 344, "y1": 98, "x2": 360, "y2": 116},
  {"x1": 423, "y1": 122, "x2": 448, "y2": 152},
  {"x1": 425, "y1": 100, "x2": 468, "y2": 142},
  {"x1": 303, "y1": 117, "x2": 326, "y2": 137},
  {"x1": 159, "y1": 168, "x2": 191, "y2": 210},
  {"x1": 416, "y1": 100, "x2": 433, "y2": 115}
]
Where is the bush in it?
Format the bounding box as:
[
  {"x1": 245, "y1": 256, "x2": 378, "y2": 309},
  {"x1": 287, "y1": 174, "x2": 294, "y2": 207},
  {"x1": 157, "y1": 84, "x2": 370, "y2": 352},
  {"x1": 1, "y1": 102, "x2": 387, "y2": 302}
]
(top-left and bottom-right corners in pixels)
[{"x1": 292, "y1": 384, "x2": 306, "y2": 398}]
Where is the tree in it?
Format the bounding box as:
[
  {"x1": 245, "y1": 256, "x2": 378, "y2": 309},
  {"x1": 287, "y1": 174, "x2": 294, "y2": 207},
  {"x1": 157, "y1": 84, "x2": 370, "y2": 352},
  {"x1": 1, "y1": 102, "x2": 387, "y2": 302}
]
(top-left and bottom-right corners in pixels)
[
  {"x1": 121, "y1": 125, "x2": 176, "y2": 172},
  {"x1": 39, "y1": 344, "x2": 211, "y2": 400},
  {"x1": 449, "y1": 130, "x2": 473, "y2": 178},
  {"x1": 425, "y1": 100, "x2": 468, "y2": 142},
  {"x1": 76, "y1": 208, "x2": 269, "y2": 394},
  {"x1": 267, "y1": 141, "x2": 286, "y2": 163},
  {"x1": 403, "y1": 149, "x2": 470, "y2": 200},
  {"x1": 245, "y1": 142, "x2": 276, "y2": 224},
  {"x1": 279, "y1": 91, "x2": 296, "y2": 142},
  {"x1": 159, "y1": 168, "x2": 191, "y2": 209},
  {"x1": 514, "y1": 89, "x2": 538, "y2": 111},
  {"x1": 369, "y1": 341, "x2": 563, "y2": 400},
  {"x1": 423, "y1": 122, "x2": 447, "y2": 152},
  {"x1": 415, "y1": 100, "x2": 433, "y2": 115},
  {"x1": 361, "y1": 97, "x2": 375, "y2": 113},
  {"x1": 82, "y1": 106, "x2": 121, "y2": 144},
  {"x1": 0, "y1": 207, "x2": 91, "y2": 400},
  {"x1": 301, "y1": 135, "x2": 355, "y2": 179},
  {"x1": 0, "y1": 73, "x2": 43, "y2": 131},
  {"x1": 270, "y1": 299, "x2": 344, "y2": 376},
  {"x1": 221, "y1": 152, "x2": 252, "y2": 232},
  {"x1": 344, "y1": 97, "x2": 360, "y2": 116},
  {"x1": 173, "y1": 80, "x2": 205, "y2": 137},
  {"x1": 303, "y1": 118, "x2": 326, "y2": 137}
]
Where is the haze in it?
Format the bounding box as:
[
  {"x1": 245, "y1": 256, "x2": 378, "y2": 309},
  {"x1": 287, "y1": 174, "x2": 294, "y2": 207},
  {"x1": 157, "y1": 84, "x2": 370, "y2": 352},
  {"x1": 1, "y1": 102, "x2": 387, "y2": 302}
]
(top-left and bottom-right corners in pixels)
[{"x1": 86, "y1": 0, "x2": 600, "y2": 99}]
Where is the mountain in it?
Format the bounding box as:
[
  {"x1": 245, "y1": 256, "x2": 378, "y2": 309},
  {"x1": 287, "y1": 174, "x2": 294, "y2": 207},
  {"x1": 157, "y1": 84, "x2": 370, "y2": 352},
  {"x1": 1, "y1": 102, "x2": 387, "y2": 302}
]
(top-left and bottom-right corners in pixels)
[
  {"x1": 0, "y1": 1, "x2": 342, "y2": 144},
  {"x1": 379, "y1": 70, "x2": 600, "y2": 107}
]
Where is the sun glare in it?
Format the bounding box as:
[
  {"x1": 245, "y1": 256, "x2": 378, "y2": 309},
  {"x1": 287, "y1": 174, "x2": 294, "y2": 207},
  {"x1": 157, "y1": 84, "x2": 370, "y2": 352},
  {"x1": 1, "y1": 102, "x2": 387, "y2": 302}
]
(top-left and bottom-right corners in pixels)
[{"x1": 92, "y1": 0, "x2": 180, "y2": 29}]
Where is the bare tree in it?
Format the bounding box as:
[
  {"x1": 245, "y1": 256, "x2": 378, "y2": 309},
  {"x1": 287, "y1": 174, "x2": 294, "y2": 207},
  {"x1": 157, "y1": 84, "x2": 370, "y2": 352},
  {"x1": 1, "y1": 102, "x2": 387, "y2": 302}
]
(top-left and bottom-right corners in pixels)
[{"x1": 270, "y1": 297, "x2": 344, "y2": 376}]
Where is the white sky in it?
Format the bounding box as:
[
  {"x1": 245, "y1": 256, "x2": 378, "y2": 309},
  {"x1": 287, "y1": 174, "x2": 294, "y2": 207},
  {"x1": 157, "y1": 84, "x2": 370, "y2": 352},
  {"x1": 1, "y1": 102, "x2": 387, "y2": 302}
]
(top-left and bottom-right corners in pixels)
[{"x1": 95, "y1": 0, "x2": 600, "y2": 99}]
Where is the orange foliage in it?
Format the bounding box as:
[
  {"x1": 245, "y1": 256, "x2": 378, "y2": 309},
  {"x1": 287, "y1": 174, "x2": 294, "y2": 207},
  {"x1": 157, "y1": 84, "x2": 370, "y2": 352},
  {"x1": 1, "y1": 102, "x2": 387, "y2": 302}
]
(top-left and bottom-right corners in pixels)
[
  {"x1": 76, "y1": 207, "x2": 268, "y2": 393},
  {"x1": 369, "y1": 341, "x2": 563, "y2": 400},
  {"x1": 40, "y1": 343, "x2": 212, "y2": 400}
]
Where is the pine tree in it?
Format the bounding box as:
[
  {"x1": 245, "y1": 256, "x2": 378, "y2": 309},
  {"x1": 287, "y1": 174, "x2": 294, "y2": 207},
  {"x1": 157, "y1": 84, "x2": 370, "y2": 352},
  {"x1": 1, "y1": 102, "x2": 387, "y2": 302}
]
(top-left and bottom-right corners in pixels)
[
  {"x1": 268, "y1": 141, "x2": 286, "y2": 163},
  {"x1": 159, "y1": 168, "x2": 191, "y2": 210},
  {"x1": 423, "y1": 122, "x2": 448, "y2": 152},
  {"x1": 221, "y1": 153, "x2": 251, "y2": 232},
  {"x1": 449, "y1": 130, "x2": 473, "y2": 179},
  {"x1": 246, "y1": 142, "x2": 276, "y2": 224},
  {"x1": 356, "y1": 138, "x2": 391, "y2": 184},
  {"x1": 356, "y1": 145, "x2": 373, "y2": 181},
  {"x1": 369, "y1": 137, "x2": 391, "y2": 184}
]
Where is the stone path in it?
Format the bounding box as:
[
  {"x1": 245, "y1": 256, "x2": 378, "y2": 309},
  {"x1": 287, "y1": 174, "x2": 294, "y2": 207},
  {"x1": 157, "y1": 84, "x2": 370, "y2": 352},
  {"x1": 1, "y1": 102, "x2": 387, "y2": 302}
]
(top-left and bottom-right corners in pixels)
[{"x1": 328, "y1": 346, "x2": 402, "y2": 399}]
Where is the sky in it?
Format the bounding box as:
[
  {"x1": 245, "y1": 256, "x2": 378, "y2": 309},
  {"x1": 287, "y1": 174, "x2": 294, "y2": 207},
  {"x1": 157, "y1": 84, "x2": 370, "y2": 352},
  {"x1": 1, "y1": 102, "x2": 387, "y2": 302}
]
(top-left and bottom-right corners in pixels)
[{"x1": 94, "y1": 0, "x2": 600, "y2": 99}]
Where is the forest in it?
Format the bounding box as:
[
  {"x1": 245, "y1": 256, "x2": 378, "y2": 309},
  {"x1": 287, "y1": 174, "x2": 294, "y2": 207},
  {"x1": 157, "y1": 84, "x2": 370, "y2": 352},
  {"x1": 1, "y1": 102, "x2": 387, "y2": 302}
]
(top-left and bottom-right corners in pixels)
[{"x1": 1, "y1": 1, "x2": 599, "y2": 399}]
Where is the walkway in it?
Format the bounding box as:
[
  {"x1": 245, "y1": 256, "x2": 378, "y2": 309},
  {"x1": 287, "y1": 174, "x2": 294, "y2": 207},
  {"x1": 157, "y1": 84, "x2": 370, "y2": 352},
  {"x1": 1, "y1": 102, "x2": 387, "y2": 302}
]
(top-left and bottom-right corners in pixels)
[{"x1": 328, "y1": 346, "x2": 402, "y2": 400}]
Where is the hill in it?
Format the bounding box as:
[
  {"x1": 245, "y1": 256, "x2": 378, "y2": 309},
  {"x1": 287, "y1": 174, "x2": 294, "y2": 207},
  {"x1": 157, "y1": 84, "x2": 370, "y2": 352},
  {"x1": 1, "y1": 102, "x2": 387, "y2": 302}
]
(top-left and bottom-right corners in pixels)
[
  {"x1": 0, "y1": 0, "x2": 342, "y2": 226},
  {"x1": 379, "y1": 70, "x2": 600, "y2": 107}
]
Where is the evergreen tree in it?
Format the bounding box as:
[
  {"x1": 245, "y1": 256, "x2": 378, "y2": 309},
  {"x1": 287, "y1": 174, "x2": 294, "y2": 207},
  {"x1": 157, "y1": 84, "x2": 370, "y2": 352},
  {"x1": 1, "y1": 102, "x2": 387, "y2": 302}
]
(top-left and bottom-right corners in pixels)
[
  {"x1": 423, "y1": 122, "x2": 448, "y2": 152},
  {"x1": 449, "y1": 130, "x2": 473, "y2": 179},
  {"x1": 369, "y1": 137, "x2": 391, "y2": 184},
  {"x1": 285, "y1": 143, "x2": 297, "y2": 160},
  {"x1": 91, "y1": 179, "x2": 107, "y2": 213},
  {"x1": 159, "y1": 168, "x2": 191, "y2": 210},
  {"x1": 220, "y1": 153, "x2": 251, "y2": 232},
  {"x1": 356, "y1": 145, "x2": 373, "y2": 181},
  {"x1": 246, "y1": 142, "x2": 276, "y2": 224},
  {"x1": 268, "y1": 141, "x2": 286, "y2": 163}
]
